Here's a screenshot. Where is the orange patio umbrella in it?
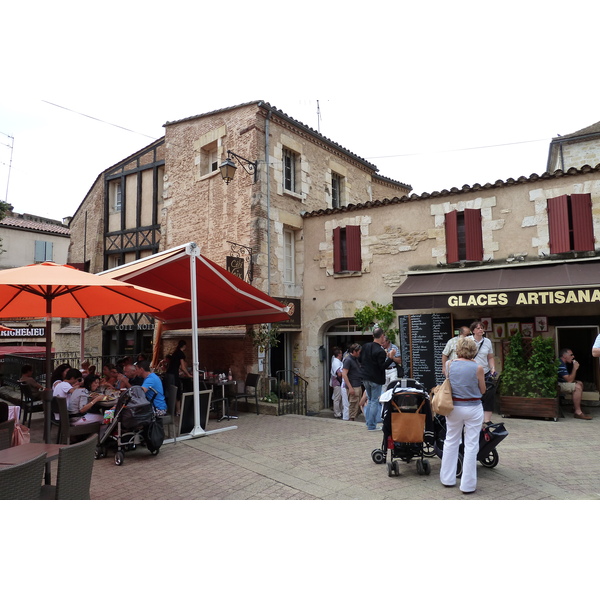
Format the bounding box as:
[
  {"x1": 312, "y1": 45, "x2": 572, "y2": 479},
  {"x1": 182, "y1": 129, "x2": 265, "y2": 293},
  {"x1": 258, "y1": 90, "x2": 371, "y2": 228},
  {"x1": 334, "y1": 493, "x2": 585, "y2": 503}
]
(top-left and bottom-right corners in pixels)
[
  {"x1": 0, "y1": 261, "x2": 189, "y2": 442},
  {"x1": 0, "y1": 324, "x2": 15, "y2": 331}
]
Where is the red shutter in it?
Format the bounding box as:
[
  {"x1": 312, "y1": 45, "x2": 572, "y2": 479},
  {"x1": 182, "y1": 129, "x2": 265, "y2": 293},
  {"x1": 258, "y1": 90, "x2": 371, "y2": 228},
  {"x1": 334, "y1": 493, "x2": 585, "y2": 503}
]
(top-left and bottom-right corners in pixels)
[
  {"x1": 445, "y1": 211, "x2": 459, "y2": 263},
  {"x1": 464, "y1": 208, "x2": 483, "y2": 261},
  {"x1": 571, "y1": 193, "x2": 595, "y2": 251},
  {"x1": 346, "y1": 225, "x2": 362, "y2": 272},
  {"x1": 547, "y1": 195, "x2": 570, "y2": 253},
  {"x1": 333, "y1": 227, "x2": 342, "y2": 273}
]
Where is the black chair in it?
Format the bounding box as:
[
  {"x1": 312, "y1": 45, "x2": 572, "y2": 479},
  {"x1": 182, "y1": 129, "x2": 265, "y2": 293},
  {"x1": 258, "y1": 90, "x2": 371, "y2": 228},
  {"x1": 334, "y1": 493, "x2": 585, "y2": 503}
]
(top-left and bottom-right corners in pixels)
[
  {"x1": 53, "y1": 396, "x2": 101, "y2": 445},
  {"x1": 232, "y1": 373, "x2": 261, "y2": 415},
  {"x1": 0, "y1": 452, "x2": 46, "y2": 500},
  {"x1": 0, "y1": 418, "x2": 15, "y2": 450},
  {"x1": 40, "y1": 434, "x2": 97, "y2": 500},
  {"x1": 18, "y1": 381, "x2": 44, "y2": 428},
  {"x1": 0, "y1": 400, "x2": 8, "y2": 423},
  {"x1": 163, "y1": 384, "x2": 177, "y2": 441}
]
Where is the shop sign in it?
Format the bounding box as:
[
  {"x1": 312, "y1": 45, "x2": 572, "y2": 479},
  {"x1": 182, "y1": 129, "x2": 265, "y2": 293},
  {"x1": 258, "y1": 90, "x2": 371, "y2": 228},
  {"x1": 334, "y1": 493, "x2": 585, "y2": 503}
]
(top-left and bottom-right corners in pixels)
[
  {"x1": 0, "y1": 327, "x2": 46, "y2": 337},
  {"x1": 447, "y1": 288, "x2": 600, "y2": 308},
  {"x1": 105, "y1": 324, "x2": 155, "y2": 331},
  {"x1": 273, "y1": 297, "x2": 301, "y2": 328}
]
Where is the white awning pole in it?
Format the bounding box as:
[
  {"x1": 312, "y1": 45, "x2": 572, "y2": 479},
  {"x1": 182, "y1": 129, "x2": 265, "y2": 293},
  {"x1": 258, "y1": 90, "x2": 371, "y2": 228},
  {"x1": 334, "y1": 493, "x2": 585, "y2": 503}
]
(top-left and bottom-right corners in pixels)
[{"x1": 187, "y1": 243, "x2": 206, "y2": 437}]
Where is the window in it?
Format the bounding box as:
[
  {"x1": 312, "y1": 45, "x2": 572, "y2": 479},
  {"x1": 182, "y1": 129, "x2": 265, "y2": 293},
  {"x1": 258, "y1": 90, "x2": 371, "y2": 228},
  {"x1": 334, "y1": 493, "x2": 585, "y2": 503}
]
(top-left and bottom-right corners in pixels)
[
  {"x1": 283, "y1": 229, "x2": 295, "y2": 283},
  {"x1": 547, "y1": 194, "x2": 594, "y2": 253},
  {"x1": 114, "y1": 182, "x2": 122, "y2": 211},
  {"x1": 331, "y1": 172, "x2": 344, "y2": 208},
  {"x1": 34, "y1": 240, "x2": 53, "y2": 263},
  {"x1": 200, "y1": 141, "x2": 219, "y2": 177},
  {"x1": 283, "y1": 147, "x2": 298, "y2": 193},
  {"x1": 333, "y1": 226, "x2": 361, "y2": 273},
  {"x1": 445, "y1": 209, "x2": 483, "y2": 263}
]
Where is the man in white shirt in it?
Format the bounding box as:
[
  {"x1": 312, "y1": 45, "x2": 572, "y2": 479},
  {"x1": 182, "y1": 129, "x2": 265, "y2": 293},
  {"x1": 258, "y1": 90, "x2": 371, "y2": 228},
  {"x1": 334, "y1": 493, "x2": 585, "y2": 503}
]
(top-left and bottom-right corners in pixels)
[{"x1": 441, "y1": 326, "x2": 471, "y2": 378}]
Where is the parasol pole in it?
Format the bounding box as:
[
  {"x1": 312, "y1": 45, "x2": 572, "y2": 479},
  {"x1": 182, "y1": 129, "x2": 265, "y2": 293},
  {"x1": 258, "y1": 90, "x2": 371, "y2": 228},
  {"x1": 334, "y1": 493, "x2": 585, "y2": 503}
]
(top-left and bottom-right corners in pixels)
[{"x1": 44, "y1": 292, "x2": 53, "y2": 444}]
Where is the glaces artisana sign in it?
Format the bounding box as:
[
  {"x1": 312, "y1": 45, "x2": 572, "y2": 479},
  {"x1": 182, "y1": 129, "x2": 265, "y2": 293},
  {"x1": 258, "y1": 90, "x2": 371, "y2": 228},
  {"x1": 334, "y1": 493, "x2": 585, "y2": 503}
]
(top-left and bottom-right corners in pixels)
[{"x1": 448, "y1": 289, "x2": 600, "y2": 308}]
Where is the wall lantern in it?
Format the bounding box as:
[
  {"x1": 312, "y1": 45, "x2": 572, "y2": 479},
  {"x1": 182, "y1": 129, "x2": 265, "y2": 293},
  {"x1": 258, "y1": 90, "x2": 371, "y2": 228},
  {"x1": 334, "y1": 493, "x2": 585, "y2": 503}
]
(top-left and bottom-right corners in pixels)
[{"x1": 219, "y1": 150, "x2": 258, "y2": 184}]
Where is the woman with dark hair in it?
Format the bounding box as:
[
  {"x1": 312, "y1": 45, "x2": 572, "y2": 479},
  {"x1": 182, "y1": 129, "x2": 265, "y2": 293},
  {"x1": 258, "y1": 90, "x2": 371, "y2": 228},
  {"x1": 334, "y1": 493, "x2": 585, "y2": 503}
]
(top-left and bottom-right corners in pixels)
[
  {"x1": 469, "y1": 320, "x2": 496, "y2": 425},
  {"x1": 51, "y1": 363, "x2": 71, "y2": 385},
  {"x1": 440, "y1": 337, "x2": 485, "y2": 494},
  {"x1": 67, "y1": 374, "x2": 105, "y2": 425}
]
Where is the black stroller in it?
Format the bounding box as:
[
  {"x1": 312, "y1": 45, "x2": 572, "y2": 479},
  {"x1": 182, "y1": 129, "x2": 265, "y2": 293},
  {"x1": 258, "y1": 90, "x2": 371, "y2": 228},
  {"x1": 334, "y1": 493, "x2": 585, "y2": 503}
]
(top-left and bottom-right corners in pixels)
[
  {"x1": 95, "y1": 386, "x2": 159, "y2": 466},
  {"x1": 371, "y1": 378, "x2": 435, "y2": 477},
  {"x1": 433, "y1": 414, "x2": 508, "y2": 477}
]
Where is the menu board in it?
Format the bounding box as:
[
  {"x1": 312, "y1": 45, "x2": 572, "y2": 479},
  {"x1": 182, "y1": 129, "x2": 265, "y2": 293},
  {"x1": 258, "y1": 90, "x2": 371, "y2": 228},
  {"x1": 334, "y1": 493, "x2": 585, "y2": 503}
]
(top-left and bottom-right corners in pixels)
[{"x1": 399, "y1": 313, "x2": 453, "y2": 391}]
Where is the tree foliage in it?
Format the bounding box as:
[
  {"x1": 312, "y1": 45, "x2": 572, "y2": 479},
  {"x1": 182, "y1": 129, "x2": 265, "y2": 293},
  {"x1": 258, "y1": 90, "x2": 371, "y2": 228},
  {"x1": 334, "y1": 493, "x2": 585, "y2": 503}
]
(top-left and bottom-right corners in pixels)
[{"x1": 353, "y1": 301, "x2": 399, "y2": 344}]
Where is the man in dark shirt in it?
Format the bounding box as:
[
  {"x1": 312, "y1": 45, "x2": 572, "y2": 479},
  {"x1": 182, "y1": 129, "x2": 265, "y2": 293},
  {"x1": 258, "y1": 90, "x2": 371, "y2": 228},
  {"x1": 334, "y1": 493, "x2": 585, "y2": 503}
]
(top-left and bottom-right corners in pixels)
[
  {"x1": 341, "y1": 344, "x2": 362, "y2": 421},
  {"x1": 361, "y1": 327, "x2": 393, "y2": 431}
]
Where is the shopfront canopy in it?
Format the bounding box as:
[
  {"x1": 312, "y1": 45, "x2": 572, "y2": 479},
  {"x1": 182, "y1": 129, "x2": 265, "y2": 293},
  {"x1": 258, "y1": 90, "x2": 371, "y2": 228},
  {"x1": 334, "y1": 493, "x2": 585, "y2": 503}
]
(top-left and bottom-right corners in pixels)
[
  {"x1": 392, "y1": 259, "x2": 600, "y2": 310},
  {"x1": 101, "y1": 242, "x2": 290, "y2": 329}
]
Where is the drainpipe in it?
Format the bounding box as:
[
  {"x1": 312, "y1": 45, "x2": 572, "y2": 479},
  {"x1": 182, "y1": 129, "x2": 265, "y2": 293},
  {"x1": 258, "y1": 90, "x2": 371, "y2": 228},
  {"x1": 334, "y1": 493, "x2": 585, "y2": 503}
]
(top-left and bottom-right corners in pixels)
[{"x1": 265, "y1": 108, "x2": 272, "y2": 291}]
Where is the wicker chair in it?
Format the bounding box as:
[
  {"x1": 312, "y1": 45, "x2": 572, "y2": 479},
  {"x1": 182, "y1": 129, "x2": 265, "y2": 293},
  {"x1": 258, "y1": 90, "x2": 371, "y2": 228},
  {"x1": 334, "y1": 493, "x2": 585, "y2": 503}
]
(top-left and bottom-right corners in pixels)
[
  {"x1": 54, "y1": 396, "x2": 101, "y2": 445},
  {"x1": 0, "y1": 418, "x2": 15, "y2": 450},
  {"x1": 40, "y1": 434, "x2": 97, "y2": 500},
  {"x1": 0, "y1": 452, "x2": 46, "y2": 500},
  {"x1": 232, "y1": 373, "x2": 261, "y2": 415},
  {"x1": 18, "y1": 381, "x2": 44, "y2": 428}
]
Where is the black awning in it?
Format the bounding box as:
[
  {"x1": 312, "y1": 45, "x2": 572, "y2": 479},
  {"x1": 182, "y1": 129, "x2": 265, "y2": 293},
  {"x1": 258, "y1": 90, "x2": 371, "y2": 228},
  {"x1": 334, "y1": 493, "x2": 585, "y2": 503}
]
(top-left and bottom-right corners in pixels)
[{"x1": 392, "y1": 260, "x2": 600, "y2": 310}]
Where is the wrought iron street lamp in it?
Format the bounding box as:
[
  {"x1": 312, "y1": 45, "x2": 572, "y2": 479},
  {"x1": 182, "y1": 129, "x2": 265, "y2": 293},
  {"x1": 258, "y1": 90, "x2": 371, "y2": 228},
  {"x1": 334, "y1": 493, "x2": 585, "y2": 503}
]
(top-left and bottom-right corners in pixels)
[{"x1": 219, "y1": 150, "x2": 258, "y2": 184}]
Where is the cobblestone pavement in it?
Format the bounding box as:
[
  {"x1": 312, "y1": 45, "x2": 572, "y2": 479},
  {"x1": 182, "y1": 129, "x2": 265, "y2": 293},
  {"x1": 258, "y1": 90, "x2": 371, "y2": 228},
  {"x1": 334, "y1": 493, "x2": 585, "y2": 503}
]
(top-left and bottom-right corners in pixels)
[{"x1": 24, "y1": 404, "x2": 599, "y2": 501}]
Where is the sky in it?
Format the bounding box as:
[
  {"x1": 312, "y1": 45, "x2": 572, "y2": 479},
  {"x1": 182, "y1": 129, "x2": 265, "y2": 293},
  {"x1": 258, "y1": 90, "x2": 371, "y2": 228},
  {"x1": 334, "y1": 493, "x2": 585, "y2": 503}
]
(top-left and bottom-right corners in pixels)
[{"x1": 1, "y1": 0, "x2": 600, "y2": 224}]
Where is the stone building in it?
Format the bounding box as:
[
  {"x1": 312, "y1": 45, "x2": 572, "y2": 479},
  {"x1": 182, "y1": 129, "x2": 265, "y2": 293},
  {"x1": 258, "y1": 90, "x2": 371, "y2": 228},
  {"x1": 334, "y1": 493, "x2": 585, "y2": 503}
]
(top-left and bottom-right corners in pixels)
[
  {"x1": 67, "y1": 101, "x2": 412, "y2": 389},
  {"x1": 302, "y1": 159, "x2": 600, "y2": 407},
  {"x1": 0, "y1": 211, "x2": 70, "y2": 354},
  {"x1": 547, "y1": 120, "x2": 600, "y2": 173}
]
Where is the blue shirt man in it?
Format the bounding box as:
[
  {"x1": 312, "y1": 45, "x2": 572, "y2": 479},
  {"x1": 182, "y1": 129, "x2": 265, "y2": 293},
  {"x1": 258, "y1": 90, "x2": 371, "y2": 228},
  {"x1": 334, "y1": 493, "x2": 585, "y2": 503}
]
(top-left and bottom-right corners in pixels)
[{"x1": 135, "y1": 360, "x2": 166, "y2": 413}]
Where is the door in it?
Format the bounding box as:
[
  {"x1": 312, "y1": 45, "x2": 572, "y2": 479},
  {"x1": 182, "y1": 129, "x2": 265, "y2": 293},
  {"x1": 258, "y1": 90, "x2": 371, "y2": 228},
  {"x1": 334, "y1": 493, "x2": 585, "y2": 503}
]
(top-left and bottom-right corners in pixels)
[{"x1": 555, "y1": 326, "x2": 599, "y2": 391}]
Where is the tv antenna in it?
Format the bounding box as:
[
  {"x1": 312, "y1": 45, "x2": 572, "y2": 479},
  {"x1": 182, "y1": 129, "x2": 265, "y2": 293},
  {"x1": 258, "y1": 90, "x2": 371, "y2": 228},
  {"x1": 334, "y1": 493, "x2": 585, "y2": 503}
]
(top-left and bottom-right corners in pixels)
[
  {"x1": 0, "y1": 131, "x2": 14, "y2": 204},
  {"x1": 316, "y1": 100, "x2": 321, "y2": 133}
]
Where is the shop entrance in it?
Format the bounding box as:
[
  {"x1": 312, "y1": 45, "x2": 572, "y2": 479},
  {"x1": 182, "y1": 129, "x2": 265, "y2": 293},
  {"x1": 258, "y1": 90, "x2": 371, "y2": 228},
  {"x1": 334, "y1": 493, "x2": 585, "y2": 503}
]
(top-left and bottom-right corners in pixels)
[{"x1": 555, "y1": 326, "x2": 600, "y2": 392}]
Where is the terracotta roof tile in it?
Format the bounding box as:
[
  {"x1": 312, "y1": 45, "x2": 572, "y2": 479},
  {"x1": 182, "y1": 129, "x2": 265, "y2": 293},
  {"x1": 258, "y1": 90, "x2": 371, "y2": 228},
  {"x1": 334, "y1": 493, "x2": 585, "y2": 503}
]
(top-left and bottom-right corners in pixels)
[{"x1": 0, "y1": 216, "x2": 70, "y2": 235}]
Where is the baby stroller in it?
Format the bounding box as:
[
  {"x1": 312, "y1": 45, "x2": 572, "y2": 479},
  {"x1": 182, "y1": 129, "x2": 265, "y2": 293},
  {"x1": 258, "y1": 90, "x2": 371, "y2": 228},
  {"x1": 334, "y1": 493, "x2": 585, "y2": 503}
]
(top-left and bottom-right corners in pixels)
[
  {"x1": 95, "y1": 386, "x2": 158, "y2": 466},
  {"x1": 371, "y1": 378, "x2": 435, "y2": 477},
  {"x1": 433, "y1": 414, "x2": 508, "y2": 477}
]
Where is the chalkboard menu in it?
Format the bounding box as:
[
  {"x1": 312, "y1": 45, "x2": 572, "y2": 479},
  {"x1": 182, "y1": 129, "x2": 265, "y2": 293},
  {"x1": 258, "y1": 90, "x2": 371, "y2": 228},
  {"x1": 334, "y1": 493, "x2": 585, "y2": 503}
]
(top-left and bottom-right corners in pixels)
[{"x1": 399, "y1": 313, "x2": 453, "y2": 392}]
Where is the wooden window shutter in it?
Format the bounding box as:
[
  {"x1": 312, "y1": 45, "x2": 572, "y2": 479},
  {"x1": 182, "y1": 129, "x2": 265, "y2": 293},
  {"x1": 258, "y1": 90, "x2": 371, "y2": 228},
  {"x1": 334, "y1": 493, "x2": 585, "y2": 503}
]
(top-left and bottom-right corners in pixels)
[
  {"x1": 445, "y1": 210, "x2": 459, "y2": 263},
  {"x1": 571, "y1": 193, "x2": 595, "y2": 251},
  {"x1": 333, "y1": 227, "x2": 342, "y2": 273},
  {"x1": 346, "y1": 225, "x2": 362, "y2": 272},
  {"x1": 464, "y1": 208, "x2": 483, "y2": 261},
  {"x1": 547, "y1": 195, "x2": 570, "y2": 253}
]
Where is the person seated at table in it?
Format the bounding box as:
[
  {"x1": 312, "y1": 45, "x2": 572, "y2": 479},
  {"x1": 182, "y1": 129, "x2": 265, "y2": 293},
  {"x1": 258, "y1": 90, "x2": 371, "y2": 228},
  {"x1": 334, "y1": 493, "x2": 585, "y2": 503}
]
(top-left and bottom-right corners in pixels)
[
  {"x1": 114, "y1": 363, "x2": 144, "y2": 389},
  {"x1": 135, "y1": 360, "x2": 167, "y2": 416},
  {"x1": 51, "y1": 363, "x2": 71, "y2": 386},
  {"x1": 101, "y1": 363, "x2": 118, "y2": 388},
  {"x1": 53, "y1": 368, "x2": 83, "y2": 398},
  {"x1": 67, "y1": 374, "x2": 106, "y2": 425},
  {"x1": 18, "y1": 364, "x2": 45, "y2": 400},
  {"x1": 80, "y1": 360, "x2": 91, "y2": 377}
]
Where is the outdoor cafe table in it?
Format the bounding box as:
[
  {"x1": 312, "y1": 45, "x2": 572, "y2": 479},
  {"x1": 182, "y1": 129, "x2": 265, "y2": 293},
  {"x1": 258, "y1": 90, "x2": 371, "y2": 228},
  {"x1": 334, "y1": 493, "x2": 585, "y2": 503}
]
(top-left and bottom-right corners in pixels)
[
  {"x1": 0, "y1": 442, "x2": 66, "y2": 483},
  {"x1": 204, "y1": 379, "x2": 237, "y2": 421}
]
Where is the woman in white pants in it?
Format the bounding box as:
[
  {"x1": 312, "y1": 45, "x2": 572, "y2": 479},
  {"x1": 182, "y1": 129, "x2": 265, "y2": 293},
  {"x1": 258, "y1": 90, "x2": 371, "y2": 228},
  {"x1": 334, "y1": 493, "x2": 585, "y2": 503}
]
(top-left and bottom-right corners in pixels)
[{"x1": 440, "y1": 337, "x2": 485, "y2": 494}]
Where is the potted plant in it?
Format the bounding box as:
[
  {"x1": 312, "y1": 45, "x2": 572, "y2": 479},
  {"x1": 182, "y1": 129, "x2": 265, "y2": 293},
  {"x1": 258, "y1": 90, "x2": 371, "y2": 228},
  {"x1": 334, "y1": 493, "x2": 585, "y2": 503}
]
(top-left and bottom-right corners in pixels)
[{"x1": 499, "y1": 332, "x2": 560, "y2": 421}]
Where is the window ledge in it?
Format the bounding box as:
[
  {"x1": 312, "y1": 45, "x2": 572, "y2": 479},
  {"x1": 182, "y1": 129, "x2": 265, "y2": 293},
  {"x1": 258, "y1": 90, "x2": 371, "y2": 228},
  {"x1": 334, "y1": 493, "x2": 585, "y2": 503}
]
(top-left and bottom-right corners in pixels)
[
  {"x1": 333, "y1": 271, "x2": 362, "y2": 278},
  {"x1": 198, "y1": 170, "x2": 221, "y2": 182},
  {"x1": 283, "y1": 189, "x2": 305, "y2": 202}
]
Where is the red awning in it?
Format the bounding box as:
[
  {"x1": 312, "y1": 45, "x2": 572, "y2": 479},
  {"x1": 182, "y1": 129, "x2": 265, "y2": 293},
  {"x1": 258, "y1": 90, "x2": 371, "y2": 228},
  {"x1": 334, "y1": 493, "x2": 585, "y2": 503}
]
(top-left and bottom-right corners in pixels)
[
  {"x1": 0, "y1": 345, "x2": 48, "y2": 357},
  {"x1": 100, "y1": 243, "x2": 290, "y2": 329}
]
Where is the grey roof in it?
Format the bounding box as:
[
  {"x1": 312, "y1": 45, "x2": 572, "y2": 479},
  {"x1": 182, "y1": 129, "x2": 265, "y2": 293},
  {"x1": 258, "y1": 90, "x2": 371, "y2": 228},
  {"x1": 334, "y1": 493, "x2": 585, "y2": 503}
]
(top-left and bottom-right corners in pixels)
[
  {"x1": 302, "y1": 162, "x2": 600, "y2": 218},
  {"x1": 0, "y1": 216, "x2": 70, "y2": 235},
  {"x1": 552, "y1": 120, "x2": 600, "y2": 141}
]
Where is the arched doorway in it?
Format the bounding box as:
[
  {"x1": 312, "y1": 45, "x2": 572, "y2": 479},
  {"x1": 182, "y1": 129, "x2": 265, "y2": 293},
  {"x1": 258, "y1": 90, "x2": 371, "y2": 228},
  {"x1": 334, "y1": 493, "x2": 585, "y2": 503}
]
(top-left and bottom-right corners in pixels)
[{"x1": 322, "y1": 319, "x2": 371, "y2": 409}]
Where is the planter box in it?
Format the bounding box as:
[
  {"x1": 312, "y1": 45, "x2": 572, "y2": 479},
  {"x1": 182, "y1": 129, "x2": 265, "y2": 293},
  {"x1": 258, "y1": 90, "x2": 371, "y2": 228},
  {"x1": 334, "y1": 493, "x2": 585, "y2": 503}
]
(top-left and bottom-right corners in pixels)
[{"x1": 500, "y1": 396, "x2": 560, "y2": 421}]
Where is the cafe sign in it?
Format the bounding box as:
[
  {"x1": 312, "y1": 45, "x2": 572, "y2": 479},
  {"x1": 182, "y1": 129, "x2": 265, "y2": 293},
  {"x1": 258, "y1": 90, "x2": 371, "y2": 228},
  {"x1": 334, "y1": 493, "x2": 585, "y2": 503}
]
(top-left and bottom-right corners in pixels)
[
  {"x1": 1, "y1": 327, "x2": 46, "y2": 337},
  {"x1": 447, "y1": 288, "x2": 600, "y2": 308}
]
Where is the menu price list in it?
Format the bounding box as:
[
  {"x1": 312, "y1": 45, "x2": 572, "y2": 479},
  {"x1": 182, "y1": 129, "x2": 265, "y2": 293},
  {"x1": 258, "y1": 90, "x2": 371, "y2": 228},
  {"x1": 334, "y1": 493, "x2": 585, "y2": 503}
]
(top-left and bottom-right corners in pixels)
[{"x1": 399, "y1": 313, "x2": 453, "y2": 391}]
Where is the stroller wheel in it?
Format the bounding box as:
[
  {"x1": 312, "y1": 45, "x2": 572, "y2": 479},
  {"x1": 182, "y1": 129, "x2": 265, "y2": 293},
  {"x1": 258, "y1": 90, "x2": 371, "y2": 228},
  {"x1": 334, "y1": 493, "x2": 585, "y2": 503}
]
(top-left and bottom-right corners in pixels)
[
  {"x1": 422, "y1": 441, "x2": 436, "y2": 458},
  {"x1": 393, "y1": 461, "x2": 400, "y2": 476},
  {"x1": 371, "y1": 449, "x2": 386, "y2": 464},
  {"x1": 423, "y1": 459, "x2": 431, "y2": 476},
  {"x1": 480, "y1": 448, "x2": 499, "y2": 469},
  {"x1": 115, "y1": 451, "x2": 125, "y2": 466},
  {"x1": 387, "y1": 462, "x2": 396, "y2": 477}
]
